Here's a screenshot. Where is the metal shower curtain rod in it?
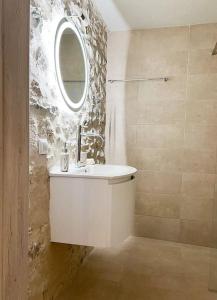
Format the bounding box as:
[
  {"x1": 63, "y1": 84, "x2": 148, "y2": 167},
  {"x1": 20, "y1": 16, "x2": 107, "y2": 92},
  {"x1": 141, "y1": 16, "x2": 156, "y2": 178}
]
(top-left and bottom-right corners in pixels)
[{"x1": 108, "y1": 77, "x2": 169, "y2": 83}]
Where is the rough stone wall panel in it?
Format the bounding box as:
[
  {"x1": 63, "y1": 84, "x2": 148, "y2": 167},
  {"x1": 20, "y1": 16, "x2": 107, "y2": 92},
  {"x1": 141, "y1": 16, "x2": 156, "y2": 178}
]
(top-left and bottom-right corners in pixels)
[{"x1": 29, "y1": 0, "x2": 107, "y2": 298}]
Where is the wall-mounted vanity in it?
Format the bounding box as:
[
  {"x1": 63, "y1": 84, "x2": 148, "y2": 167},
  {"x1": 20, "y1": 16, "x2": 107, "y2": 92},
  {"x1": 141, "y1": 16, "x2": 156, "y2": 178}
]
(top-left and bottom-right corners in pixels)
[{"x1": 49, "y1": 165, "x2": 137, "y2": 247}]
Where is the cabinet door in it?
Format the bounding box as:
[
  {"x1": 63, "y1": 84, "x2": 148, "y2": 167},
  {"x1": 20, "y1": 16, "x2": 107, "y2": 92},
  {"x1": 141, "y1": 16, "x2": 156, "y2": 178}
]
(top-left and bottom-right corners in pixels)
[
  {"x1": 50, "y1": 178, "x2": 111, "y2": 247},
  {"x1": 110, "y1": 177, "x2": 136, "y2": 247}
]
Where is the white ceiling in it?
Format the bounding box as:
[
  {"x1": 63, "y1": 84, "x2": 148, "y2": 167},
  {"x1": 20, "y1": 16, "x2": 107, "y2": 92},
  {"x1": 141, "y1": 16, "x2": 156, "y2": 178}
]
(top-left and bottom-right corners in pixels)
[{"x1": 92, "y1": 0, "x2": 217, "y2": 31}]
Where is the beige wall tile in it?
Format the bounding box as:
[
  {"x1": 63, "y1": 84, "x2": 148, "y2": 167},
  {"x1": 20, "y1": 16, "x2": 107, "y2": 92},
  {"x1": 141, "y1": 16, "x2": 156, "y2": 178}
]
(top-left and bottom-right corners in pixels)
[
  {"x1": 182, "y1": 173, "x2": 216, "y2": 198},
  {"x1": 180, "y1": 196, "x2": 213, "y2": 221},
  {"x1": 135, "y1": 215, "x2": 180, "y2": 242},
  {"x1": 190, "y1": 23, "x2": 217, "y2": 50},
  {"x1": 187, "y1": 74, "x2": 217, "y2": 100},
  {"x1": 138, "y1": 100, "x2": 185, "y2": 125},
  {"x1": 125, "y1": 82, "x2": 139, "y2": 125},
  {"x1": 138, "y1": 26, "x2": 189, "y2": 54},
  {"x1": 136, "y1": 193, "x2": 180, "y2": 218},
  {"x1": 185, "y1": 125, "x2": 217, "y2": 150},
  {"x1": 126, "y1": 102, "x2": 138, "y2": 126},
  {"x1": 180, "y1": 220, "x2": 212, "y2": 247},
  {"x1": 138, "y1": 76, "x2": 187, "y2": 102},
  {"x1": 124, "y1": 82, "x2": 139, "y2": 99},
  {"x1": 189, "y1": 50, "x2": 217, "y2": 75},
  {"x1": 137, "y1": 125, "x2": 184, "y2": 148},
  {"x1": 182, "y1": 149, "x2": 216, "y2": 174},
  {"x1": 126, "y1": 55, "x2": 143, "y2": 79},
  {"x1": 186, "y1": 99, "x2": 217, "y2": 126},
  {"x1": 137, "y1": 171, "x2": 182, "y2": 194},
  {"x1": 126, "y1": 27, "x2": 189, "y2": 79},
  {"x1": 127, "y1": 148, "x2": 138, "y2": 169},
  {"x1": 139, "y1": 51, "x2": 188, "y2": 77},
  {"x1": 133, "y1": 147, "x2": 216, "y2": 174},
  {"x1": 126, "y1": 125, "x2": 137, "y2": 146},
  {"x1": 134, "y1": 105, "x2": 146, "y2": 125},
  {"x1": 128, "y1": 148, "x2": 183, "y2": 172}
]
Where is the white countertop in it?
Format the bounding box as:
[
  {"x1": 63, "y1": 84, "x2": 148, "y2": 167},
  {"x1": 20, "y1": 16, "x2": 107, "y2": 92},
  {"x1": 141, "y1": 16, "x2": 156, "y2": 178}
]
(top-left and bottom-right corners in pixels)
[{"x1": 49, "y1": 164, "x2": 137, "y2": 180}]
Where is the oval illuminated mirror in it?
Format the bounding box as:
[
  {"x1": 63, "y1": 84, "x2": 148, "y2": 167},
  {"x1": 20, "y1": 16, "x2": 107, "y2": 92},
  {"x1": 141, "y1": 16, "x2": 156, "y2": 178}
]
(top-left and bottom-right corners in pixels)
[{"x1": 55, "y1": 20, "x2": 89, "y2": 111}]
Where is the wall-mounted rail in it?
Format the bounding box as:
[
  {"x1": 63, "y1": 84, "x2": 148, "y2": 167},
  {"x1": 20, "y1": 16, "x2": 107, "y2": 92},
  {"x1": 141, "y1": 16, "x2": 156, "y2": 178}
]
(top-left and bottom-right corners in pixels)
[{"x1": 108, "y1": 77, "x2": 169, "y2": 83}]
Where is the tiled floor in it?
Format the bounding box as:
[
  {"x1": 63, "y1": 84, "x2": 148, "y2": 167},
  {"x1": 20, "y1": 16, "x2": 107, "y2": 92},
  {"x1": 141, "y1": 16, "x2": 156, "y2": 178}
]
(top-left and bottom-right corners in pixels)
[{"x1": 61, "y1": 237, "x2": 217, "y2": 299}]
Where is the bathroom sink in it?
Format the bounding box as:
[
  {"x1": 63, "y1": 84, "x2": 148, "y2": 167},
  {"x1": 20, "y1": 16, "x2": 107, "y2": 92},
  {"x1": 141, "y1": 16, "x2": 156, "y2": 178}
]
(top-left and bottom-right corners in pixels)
[
  {"x1": 49, "y1": 164, "x2": 137, "y2": 180},
  {"x1": 49, "y1": 164, "x2": 137, "y2": 247}
]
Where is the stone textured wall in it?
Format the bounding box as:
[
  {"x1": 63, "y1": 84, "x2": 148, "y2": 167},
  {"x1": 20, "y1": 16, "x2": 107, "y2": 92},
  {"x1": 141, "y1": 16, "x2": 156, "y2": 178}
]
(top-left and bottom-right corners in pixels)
[{"x1": 29, "y1": 0, "x2": 107, "y2": 299}]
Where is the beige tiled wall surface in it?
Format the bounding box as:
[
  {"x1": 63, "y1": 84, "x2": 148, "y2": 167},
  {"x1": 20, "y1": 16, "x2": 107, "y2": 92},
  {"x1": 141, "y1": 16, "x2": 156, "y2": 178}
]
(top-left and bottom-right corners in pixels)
[{"x1": 107, "y1": 24, "x2": 217, "y2": 247}]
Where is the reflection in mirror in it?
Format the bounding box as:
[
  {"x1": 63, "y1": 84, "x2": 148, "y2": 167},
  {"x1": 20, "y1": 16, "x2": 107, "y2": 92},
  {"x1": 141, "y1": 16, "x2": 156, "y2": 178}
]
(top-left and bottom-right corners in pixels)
[
  {"x1": 55, "y1": 20, "x2": 88, "y2": 111},
  {"x1": 60, "y1": 28, "x2": 85, "y2": 104}
]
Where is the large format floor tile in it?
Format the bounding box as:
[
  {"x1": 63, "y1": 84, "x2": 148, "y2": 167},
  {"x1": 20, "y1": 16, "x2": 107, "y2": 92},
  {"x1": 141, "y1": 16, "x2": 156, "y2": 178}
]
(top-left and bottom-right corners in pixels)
[{"x1": 59, "y1": 237, "x2": 217, "y2": 299}]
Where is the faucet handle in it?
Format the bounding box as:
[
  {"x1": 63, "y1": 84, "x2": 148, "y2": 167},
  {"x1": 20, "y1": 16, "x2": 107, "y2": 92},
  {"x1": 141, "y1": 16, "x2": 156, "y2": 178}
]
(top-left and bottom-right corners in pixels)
[
  {"x1": 81, "y1": 120, "x2": 89, "y2": 128},
  {"x1": 78, "y1": 123, "x2": 88, "y2": 132}
]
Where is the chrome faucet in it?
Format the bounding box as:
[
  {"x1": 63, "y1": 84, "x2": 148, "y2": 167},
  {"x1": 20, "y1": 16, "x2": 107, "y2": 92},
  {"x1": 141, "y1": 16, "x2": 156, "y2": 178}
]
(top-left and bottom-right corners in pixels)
[{"x1": 76, "y1": 124, "x2": 104, "y2": 167}]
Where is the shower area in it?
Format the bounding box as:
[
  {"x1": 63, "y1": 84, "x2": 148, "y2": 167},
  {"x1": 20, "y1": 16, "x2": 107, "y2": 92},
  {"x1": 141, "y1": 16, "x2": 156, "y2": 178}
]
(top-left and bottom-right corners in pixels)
[{"x1": 107, "y1": 23, "x2": 217, "y2": 293}]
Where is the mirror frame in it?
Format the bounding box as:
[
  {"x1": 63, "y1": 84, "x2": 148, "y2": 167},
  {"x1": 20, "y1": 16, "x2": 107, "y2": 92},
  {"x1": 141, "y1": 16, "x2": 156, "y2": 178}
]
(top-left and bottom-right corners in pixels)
[{"x1": 55, "y1": 19, "x2": 89, "y2": 111}]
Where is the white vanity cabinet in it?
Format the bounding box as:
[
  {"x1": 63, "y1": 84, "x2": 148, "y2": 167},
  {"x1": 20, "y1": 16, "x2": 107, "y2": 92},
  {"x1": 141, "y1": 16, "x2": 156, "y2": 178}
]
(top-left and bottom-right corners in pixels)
[{"x1": 49, "y1": 164, "x2": 137, "y2": 247}]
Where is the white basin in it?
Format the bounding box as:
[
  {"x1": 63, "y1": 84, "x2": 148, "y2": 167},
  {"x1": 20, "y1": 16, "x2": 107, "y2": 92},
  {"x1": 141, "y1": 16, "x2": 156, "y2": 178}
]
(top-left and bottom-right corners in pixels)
[
  {"x1": 49, "y1": 164, "x2": 137, "y2": 180},
  {"x1": 49, "y1": 164, "x2": 137, "y2": 248}
]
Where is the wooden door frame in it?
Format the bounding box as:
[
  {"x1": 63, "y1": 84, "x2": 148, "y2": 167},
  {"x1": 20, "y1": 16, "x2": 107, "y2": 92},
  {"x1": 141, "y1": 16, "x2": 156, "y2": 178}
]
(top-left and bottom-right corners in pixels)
[{"x1": 1, "y1": 0, "x2": 29, "y2": 299}]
